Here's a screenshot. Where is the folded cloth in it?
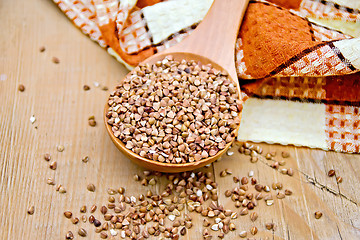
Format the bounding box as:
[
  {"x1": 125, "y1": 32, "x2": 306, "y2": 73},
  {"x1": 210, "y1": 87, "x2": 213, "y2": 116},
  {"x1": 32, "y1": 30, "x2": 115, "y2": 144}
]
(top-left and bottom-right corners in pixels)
[{"x1": 53, "y1": 0, "x2": 360, "y2": 153}]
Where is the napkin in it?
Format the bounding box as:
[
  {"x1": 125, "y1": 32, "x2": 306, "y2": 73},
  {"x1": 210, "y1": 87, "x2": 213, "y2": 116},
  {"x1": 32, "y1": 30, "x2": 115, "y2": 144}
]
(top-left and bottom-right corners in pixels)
[{"x1": 53, "y1": 0, "x2": 360, "y2": 153}]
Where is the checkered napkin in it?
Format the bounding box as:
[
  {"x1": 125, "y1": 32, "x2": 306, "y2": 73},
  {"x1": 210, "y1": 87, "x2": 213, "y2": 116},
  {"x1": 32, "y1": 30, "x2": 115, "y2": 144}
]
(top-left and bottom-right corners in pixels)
[{"x1": 53, "y1": 0, "x2": 360, "y2": 153}]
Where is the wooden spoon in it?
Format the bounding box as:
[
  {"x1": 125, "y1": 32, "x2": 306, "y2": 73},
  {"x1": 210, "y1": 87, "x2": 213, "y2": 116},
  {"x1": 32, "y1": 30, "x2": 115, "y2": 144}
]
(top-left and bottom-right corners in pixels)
[{"x1": 105, "y1": 0, "x2": 249, "y2": 172}]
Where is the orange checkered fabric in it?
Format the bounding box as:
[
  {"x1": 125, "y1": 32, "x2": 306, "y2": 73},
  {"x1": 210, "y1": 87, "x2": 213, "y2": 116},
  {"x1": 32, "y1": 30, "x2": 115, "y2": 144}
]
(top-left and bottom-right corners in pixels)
[{"x1": 53, "y1": 0, "x2": 360, "y2": 153}]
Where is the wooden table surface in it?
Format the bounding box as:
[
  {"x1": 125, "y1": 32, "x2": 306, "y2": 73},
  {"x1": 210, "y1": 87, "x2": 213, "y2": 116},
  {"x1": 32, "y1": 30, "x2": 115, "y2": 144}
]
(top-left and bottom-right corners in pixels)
[{"x1": 1, "y1": 0, "x2": 359, "y2": 239}]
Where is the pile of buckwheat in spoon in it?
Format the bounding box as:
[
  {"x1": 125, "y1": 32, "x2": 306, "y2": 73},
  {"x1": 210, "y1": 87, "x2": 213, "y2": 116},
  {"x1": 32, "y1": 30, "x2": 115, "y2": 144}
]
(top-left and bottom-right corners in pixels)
[{"x1": 106, "y1": 55, "x2": 242, "y2": 163}]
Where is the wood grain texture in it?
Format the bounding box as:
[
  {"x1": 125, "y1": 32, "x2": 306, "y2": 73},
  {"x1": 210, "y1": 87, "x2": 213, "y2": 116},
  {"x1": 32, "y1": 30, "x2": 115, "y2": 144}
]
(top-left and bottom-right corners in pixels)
[{"x1": 0, "y1": 0, "x2": 359, "y2": 239}]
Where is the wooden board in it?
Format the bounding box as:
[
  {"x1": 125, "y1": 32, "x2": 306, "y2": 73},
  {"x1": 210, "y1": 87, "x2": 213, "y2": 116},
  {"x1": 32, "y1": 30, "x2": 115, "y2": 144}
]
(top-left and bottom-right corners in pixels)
[{"x1": 0, "y1": 0, "x2": 359, "y2": 239}]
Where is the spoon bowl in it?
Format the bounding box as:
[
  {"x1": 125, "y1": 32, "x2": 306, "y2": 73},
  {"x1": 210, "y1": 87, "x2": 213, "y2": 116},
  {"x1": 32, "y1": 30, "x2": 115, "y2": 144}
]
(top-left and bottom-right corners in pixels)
[
  {"x1": 105, "y1": 0, "x2": 249, "y2": 172},
  {"x1": 105, "y1": 52, "x2": 242, "y2": 172}
]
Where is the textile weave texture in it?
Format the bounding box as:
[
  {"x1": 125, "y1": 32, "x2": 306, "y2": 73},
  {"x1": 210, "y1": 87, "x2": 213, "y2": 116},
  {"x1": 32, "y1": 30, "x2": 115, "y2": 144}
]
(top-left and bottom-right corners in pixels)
[{"x1": 53, "y1": 0, "x2": 360, "y2": 153}]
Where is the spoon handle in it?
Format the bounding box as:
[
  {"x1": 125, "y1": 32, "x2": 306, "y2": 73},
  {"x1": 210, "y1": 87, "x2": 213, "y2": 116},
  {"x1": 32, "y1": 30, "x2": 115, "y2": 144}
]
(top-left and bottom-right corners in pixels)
[{"x1": 166, "y1": 0, "x2": 249, "y2": 81}]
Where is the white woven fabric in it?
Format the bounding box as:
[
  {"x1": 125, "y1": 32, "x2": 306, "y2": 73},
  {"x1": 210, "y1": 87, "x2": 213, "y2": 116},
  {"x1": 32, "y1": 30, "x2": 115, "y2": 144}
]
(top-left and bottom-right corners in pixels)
[
  {"x1": 238, "y1": 98, "x2": 328, "y2": 150},
  {"x1": 332, "y1": 0, "x2": 360, "y2": 10},
  {"x1": 142, "y1": 0, "x2": 213, "y2": 44},
  {"x1": 333, "y1": 38, "x2": 360, "y2": 69}
]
